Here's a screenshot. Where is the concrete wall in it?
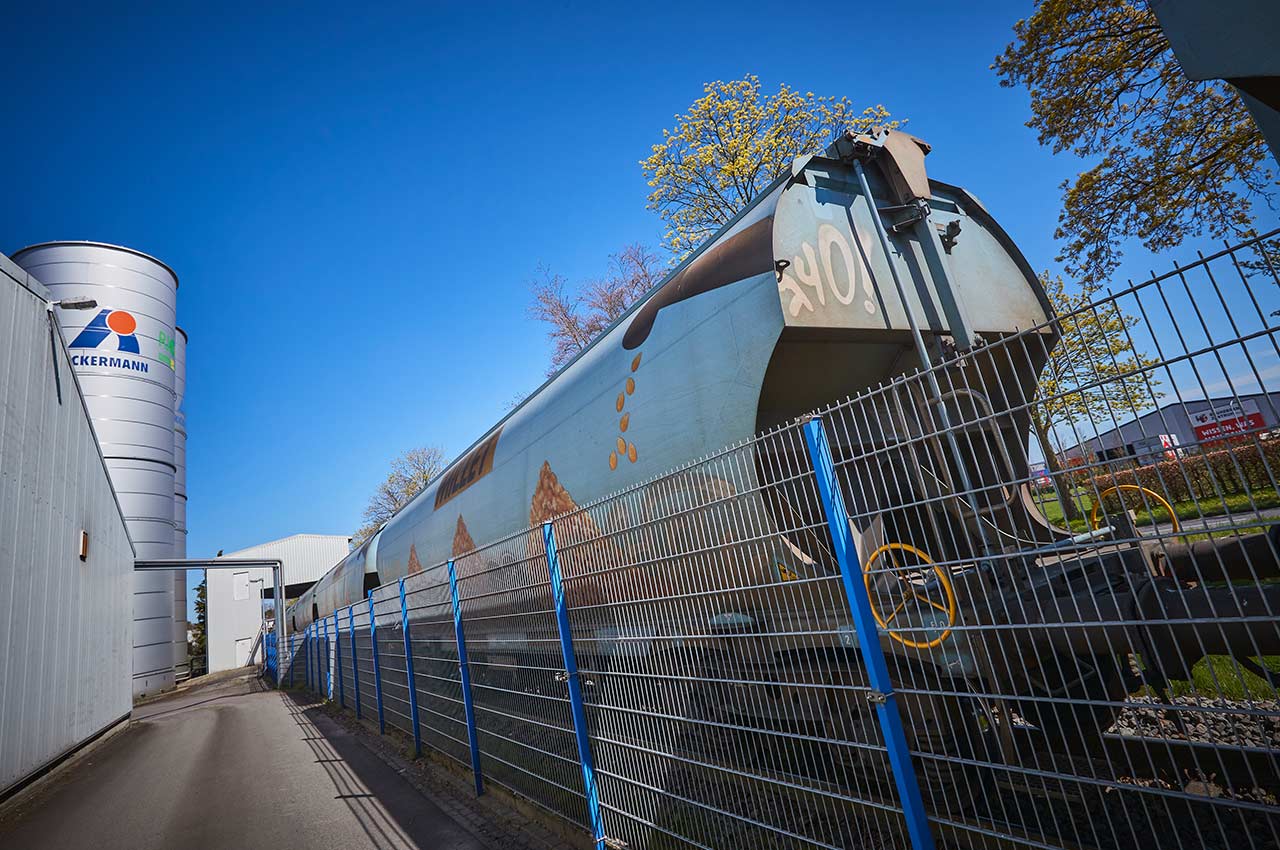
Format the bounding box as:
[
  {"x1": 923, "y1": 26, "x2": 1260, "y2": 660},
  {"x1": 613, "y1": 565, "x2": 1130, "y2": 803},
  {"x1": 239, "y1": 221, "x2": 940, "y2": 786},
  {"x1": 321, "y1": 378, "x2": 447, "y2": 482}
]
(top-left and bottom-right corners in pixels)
[
  {"x1": 207, "y1": 534, "x2": 349, "y2": 673},
  {"x1": 0, "y1": 254, "x2": 134, "y2": 796}
]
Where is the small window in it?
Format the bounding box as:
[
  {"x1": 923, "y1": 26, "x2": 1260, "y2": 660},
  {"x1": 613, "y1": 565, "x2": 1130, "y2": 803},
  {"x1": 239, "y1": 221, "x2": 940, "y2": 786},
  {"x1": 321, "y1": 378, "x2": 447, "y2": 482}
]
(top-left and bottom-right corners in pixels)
[{"x1": 233, "y1": 571, "x2": 250, "y2": 601}]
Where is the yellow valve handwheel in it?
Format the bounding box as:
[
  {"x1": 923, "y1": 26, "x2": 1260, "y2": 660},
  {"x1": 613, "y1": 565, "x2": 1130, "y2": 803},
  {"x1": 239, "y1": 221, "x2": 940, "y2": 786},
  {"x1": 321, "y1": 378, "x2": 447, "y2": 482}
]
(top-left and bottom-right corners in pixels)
[
  {"x1": 863, "y1": 542, "x2": 957, "y2": 649},
  {"x1": 1089, "y1": 485, "x2": 1180, "y2": 534}
]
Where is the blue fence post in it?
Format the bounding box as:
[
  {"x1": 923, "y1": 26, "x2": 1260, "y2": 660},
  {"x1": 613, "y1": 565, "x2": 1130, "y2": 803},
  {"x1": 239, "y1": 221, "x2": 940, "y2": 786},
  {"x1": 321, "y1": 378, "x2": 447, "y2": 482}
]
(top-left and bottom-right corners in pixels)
[
  {"x1": 368, "y1": 590, "x2": 386, "y2": 734},
  {"x1": 448, "y1": 558, "x2": 484, "y2": 796},
  {"x1": 349, "y1": 605, "x2": 362, "y2": 720},
  {"x1": 399, "y1": 577, "x2": 423, "y2": 757},
  {"x1": 334, "y1": 609, "x2": 345, "y2": 708},
  {"x1": 312, "y1": 624, "x2": 319, "y2": 693},
  {"x1": 312, "y1": 625, "x2": 318, "y2": 693},
  {"x1": 543, "y1": 521, "x2": 606, "y2": 850},
  {"x1": 324, "y1": 616, "x2": 332, "y2": 700},
  {"x1": 312, "y1": 624, "x2": 318, "y2": 693},
  {"x1": 801, "y1": 416, "x2": 937, "y2": 850}
]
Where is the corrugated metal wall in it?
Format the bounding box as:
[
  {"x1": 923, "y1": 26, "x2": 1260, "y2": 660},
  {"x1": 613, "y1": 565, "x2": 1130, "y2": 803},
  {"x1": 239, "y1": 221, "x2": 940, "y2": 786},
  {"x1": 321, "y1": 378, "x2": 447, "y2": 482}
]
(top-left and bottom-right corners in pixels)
[{"x1": 0, "y1": 254, "x2": 134, "y2": 796}]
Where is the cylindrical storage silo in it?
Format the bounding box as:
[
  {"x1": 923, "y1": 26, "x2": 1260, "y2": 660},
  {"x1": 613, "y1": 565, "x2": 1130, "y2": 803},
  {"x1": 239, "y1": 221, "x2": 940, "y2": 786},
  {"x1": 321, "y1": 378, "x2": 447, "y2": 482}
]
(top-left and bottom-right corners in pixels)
[
  {"x1": 173, "y1": 326, "x2": 189, "y2": 680},
  {"x1": 13, "y1": 242, "x2": 178, "y2": 698}
]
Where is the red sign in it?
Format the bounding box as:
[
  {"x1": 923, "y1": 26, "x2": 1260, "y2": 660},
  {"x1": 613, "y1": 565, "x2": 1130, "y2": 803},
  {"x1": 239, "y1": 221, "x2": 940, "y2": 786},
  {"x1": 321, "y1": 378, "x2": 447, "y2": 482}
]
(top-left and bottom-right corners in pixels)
[{"x1": 1190, "y1": 401, "x2": 1265, "y2": 442}]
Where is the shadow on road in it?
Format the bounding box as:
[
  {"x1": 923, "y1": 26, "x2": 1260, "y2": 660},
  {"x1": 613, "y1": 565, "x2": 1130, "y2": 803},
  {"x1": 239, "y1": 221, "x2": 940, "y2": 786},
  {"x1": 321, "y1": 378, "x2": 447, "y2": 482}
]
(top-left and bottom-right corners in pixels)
[{"x1": 280, "y1": 689, "x2": 483, "y2": 850}]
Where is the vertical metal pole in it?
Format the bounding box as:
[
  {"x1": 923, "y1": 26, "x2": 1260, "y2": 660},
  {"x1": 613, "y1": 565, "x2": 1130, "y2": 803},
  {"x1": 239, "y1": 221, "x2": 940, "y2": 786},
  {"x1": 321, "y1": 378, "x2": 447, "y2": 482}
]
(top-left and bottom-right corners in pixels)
[
  {"x1": 368, "y1": 590, "x2": 385, "y2": 734},
  {"x1": 275, "y1": 563, "x2": 287, "y2": 690},
  {"x1": 311, "y1": 624, "x2": 317, "y2": 693},
  {"x1": 802, "y1": 417, "x2": 937, "y2": 850},
  {"x1": 543, "y1": 522, "x2": 606, "y2": 850},
  {"x1": 852, "y1": 159, "x2": 991, "y2": 557},
  {"x1": 305, "y1": 625, "x2": 312, "y2": 690},
  {"x1": 448, "y1": 559, "x2": 484, "y2": 796},
  {"x1": 334, "y1": 609, "x2": 344, "y2": 708},
  {"x1": 323, "y1": 616, "x2": 332, "y2": 700},
  {"x1": 309, "y1": 626, "x2": 316, "y2": 691},
  {"x1": 399, "y1": 578, "x2": 422, "y2": 757},
  {"x1": 349, "y1": 605, "x2": 362, "y2": 720}
]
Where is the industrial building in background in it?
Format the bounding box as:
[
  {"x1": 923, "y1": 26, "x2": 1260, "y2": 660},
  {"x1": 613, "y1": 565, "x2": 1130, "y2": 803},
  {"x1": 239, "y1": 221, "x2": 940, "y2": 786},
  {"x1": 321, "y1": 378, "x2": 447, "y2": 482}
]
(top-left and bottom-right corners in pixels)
[
  {"x1": 13, "y1": 242, "x2": 182, "y2": 699},
  {"x1": 207, "y1": 533, "x2": 350, "y2": 673},
  {"x1": 1066, "y1": 390, "x2": 1280, "y2": 463},
  {"x1": 0, "y1": 253, "x2": 134, "y2": 798}
]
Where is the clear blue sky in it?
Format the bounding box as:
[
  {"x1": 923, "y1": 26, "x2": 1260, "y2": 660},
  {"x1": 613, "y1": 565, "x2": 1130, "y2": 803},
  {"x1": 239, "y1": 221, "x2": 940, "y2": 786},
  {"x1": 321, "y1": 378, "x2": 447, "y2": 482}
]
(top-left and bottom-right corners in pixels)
[{"x1": 3, "y1": 2, "x2": 1261, "y2": 615}]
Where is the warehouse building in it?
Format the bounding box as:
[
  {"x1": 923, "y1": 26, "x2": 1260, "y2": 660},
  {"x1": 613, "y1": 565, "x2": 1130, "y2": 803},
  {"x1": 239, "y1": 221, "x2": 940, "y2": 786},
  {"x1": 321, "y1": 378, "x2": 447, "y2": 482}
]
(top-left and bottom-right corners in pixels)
[
  {"x1": 1069, "y1": 392, "x2": 1280, "y2": 461},
  {"x1": 207, "y1": 533, "x2": 350, "y2": 672}
]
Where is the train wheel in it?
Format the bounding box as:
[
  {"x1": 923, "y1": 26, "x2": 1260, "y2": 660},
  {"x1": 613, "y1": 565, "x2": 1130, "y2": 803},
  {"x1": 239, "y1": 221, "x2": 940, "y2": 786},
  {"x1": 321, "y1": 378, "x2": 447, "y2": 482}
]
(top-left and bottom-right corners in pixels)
[{"x1": 1011, "y1": 652, "x2": 1139, "y2": 751}]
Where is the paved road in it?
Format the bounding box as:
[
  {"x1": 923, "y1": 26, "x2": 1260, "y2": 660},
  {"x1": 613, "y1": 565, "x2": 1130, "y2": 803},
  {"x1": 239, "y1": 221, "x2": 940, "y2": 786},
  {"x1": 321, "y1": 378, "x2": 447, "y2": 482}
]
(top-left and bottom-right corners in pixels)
[
  {"x1": 1150, "y1": 505, "x2": 1280, "y2": 537},
  {"x1": 0, "y1": 670, "x2": 490, "y2": 850}
]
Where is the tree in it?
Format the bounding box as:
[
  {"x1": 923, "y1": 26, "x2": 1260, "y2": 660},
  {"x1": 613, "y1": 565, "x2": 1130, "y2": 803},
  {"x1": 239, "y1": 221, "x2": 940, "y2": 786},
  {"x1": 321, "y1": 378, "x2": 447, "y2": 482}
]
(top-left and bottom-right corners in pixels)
[
  {"x1": 189, "y1": 577, "x2": 207, "y2": 676},
  {"x1": 354, "y1": 446, "x2": 446, "y2": 543},
  {"x1": 642, "y1": 76, "x2": 896, "y2": 257},
  {"x1": 1031, "y1": 273, "x2": 1161, "y2": 522},
  {"x1": 994, "y1": 0, "x2": 1276, "y2": 285},
  {"x1": 528, "y1": 243, "x2": 664, "y2": 373}
]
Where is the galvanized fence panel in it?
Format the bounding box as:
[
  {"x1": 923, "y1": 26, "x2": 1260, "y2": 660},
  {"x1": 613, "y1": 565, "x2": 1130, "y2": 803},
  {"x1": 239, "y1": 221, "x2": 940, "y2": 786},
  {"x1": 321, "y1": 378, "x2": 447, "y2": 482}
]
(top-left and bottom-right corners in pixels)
[
  {"x1": 551, "y1": 429, "x2": 918, "y2": 850},
  {"x1": 294, "y1": 232, "x2": 1278, "y2": 850},
  {"x1": 453, "y1": 528, "x2": 592, "y2": 829},
  {"x1": 402, "y1": 566, "x2": 474, "y2": 770},
  {"x1": 810, "y1": 232, "x2": 1280, "y2": 850},
  {"x1": 371, "y1": 583, "x2": 414, "y2": 736},
  {"x1": 349, "y1": 603, "x2": 375, "y2": 721}
]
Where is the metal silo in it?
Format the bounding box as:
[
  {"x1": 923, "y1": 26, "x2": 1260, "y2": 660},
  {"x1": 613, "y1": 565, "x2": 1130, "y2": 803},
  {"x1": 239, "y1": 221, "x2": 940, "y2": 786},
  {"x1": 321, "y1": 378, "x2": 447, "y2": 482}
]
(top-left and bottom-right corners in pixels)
[
  {"x1": 13, "y1": 242, "x2": 179, "y2": 698},
  {"x1": 173, "y1": 326, "x2": 189, "y2": 680}
]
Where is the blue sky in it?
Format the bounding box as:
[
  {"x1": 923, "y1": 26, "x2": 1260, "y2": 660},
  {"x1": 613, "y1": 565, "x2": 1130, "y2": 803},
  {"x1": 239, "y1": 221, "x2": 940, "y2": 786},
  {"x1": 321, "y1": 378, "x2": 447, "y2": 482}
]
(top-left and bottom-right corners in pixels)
[{"x1": 2, "y1": 2, "x2": 1273, "y2": 615}]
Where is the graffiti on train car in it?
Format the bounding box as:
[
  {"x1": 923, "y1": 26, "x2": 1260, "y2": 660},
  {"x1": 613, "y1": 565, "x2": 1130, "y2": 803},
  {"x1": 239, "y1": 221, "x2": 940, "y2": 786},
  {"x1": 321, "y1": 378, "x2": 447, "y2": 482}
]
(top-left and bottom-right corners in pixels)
[
  {"x1": 434, "y1": 428, "x2": 502, "y2": 510},
  {"x1": 777, "y1": 221, "x2": 878, "y2": 318}
]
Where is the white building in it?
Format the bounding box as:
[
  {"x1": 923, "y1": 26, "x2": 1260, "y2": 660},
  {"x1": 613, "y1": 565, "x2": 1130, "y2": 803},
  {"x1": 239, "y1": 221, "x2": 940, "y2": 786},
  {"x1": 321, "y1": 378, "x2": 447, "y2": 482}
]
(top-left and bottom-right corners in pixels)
[{"x1": 207, "y1": 533, "x2": 351, "y2": 672}]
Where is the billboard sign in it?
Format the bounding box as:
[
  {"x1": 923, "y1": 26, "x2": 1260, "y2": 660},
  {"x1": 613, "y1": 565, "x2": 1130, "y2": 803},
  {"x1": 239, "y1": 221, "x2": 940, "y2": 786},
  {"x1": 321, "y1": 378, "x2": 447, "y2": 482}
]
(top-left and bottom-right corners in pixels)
[{"x1": 1190, "y1": 400, "x2": 1265, "y2": 442}]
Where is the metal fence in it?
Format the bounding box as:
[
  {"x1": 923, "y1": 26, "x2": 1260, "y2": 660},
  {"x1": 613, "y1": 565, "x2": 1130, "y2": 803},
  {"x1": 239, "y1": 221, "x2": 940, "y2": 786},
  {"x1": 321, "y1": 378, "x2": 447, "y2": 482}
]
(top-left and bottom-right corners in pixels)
[{"x1": 279, "y1": 232, "x2": 1280, "y2": 850}]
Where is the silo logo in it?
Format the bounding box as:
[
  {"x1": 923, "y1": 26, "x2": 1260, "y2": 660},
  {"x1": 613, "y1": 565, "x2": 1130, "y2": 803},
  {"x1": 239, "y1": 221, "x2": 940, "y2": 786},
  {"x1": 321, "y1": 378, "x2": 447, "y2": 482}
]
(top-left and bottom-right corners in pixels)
[
  {"x1": 70, "y1": 309, "x2": 141, "y2": 353},
  {"x1": 68, "y1": 309, "x2": 150, "y2": 373}
]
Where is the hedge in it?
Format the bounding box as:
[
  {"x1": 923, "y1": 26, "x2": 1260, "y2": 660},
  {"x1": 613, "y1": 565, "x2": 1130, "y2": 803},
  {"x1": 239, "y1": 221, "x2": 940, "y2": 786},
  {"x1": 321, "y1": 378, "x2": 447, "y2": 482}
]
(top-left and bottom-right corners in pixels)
[{"x1": 1080, "y1": 437, "x2": 1280, "y2": 508}]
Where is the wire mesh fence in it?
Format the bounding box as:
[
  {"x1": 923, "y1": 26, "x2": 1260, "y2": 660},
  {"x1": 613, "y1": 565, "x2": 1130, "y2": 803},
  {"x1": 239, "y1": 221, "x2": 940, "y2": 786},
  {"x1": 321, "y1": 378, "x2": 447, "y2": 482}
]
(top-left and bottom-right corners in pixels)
[{"x1": 281, "y1": 232, "x2": 1280, "y2": 850}]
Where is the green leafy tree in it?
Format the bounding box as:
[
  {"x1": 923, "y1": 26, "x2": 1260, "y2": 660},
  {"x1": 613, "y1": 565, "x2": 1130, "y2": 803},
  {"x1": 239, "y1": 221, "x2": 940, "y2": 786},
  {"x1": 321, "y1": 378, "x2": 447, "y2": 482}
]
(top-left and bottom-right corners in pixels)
[
  {"x1": 1032, "y1": 273, "x2": 1161, "y2": 521},
  {"x1": 354, "y1": 446, "x2": 446, "y2": 544},
  {"x1": 189, "y1": 578, "x2": 207, "y2": 676},
  {"x1": 994, "y1": 0, "x2": 1276, "y2": 284},
  {"x1": 642, "y1": 75, "x2": 896, "y2": 257}
]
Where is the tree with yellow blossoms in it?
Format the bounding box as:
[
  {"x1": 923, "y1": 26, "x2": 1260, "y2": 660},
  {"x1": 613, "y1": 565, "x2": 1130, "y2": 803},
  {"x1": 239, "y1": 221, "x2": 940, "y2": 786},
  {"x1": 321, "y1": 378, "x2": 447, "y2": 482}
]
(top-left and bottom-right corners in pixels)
[{"x1": 642, "y1": 76, "x2": 897, "y2": 257}]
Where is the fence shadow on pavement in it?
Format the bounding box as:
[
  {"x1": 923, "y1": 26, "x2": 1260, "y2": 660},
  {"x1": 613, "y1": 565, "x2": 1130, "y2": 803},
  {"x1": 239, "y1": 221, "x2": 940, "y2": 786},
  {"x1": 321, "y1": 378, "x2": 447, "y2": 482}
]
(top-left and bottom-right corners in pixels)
[{"x1": 280, "y1": 690, "x2": 487, "y2": 850}]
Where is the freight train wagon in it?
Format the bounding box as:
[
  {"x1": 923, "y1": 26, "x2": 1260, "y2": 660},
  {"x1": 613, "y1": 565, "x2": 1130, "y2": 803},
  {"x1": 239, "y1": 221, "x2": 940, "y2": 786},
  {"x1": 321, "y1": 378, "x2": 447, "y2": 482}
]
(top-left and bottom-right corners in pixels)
[{"x1": 288, "y1": 128, "x2": 1051, "y2": 631}]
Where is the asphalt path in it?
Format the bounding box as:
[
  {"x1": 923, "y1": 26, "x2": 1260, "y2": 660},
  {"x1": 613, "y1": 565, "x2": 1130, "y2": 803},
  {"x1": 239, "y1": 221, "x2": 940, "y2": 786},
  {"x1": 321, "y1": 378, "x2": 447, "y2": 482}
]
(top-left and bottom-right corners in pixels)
[{"x1": 0, "y1": 670, "x2": 490, "y2": 850}]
